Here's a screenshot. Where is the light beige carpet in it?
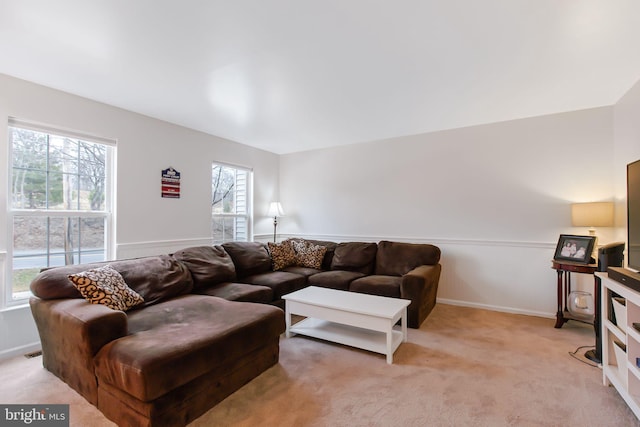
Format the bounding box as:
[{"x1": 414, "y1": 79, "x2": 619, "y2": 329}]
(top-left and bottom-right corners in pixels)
[{"x1": 1, "y1": 304, "x2": 639, "y2": 427}]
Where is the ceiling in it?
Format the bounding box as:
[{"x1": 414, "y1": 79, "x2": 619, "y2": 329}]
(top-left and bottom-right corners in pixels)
[{"x1": 1, "y1": 1, "x2": 640, "y2": 154}]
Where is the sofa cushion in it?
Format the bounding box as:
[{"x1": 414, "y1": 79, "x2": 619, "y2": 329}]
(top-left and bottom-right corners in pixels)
[
  {"x1": 222, "y1": 242, "x2": 272, "y2": 278},
  {"x1": 291, "y1": 238, "x2": 337, "y2": 270},
  {"x1": 281, "y1": 265, "x2": 323, "y2": 278},
  {"x1": 308, "y1": 270, "x2": 365, "y2": 291},
  {"x1": 375, "y1": 240, "x2": 441, "y2": 276},
  {"x1": 68, "y1": 265, "x2": 144, "y2": 311},
  {"x1": 172, "y1": 245, "x2": 236, "y2": 288},
  {"x1": 291, "y1": 240, "x2": 327, "y2": 269},
  {"x1": 267, "y1": 240, "x2": 297, "y2": 271},
  {"x1": 31, "y1": 264, "x2": 99, "y2": 300},
  {"x1": 110, "y1": 256, "x2": 193, "y2": 307},
  {"x1": 94, "y1": 295, "x2": 284, "y2": 402},
  {"x1": 349, "y1": 275, "x2": 402, "y2": 298},
  {"x1": 330, "y1": 242, "x2": 377, "y2": 274},
  {"x1": 30, "y1": 255, "x2": 193, "y2": 306},
  {"x1": 194, "y1": 282, "x2": 273, "y2": 303},
  {"x1": 242, "y1": 271, "x2": 306, "y2": 299}
]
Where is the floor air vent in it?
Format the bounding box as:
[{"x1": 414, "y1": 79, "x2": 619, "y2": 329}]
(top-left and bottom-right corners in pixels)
[{"x1": 24, "y1": 350, "x2": 42, "y2": 358}]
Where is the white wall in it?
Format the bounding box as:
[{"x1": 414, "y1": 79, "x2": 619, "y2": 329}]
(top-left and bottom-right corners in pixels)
[
  {"x1": 0, "y1": 74, "x2": 280, "y2": 358},
  {"x1": 280, "y1": 107, "x2": 617, "y2": 317}
]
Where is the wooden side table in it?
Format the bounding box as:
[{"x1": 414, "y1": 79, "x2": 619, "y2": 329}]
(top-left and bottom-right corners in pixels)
[{"x1": 551, "y1": 260, "x2": 598, "y2": 328}]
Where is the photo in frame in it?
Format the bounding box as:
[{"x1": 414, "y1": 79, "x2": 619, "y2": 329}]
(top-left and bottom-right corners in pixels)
[{"x1": 553, "y1": 234, "x2": 596, "y2": 264}]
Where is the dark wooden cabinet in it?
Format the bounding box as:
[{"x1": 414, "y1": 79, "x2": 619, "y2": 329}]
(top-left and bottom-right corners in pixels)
[{"x1": 552, "y1": 260, "x2": 597, "y2": 328}]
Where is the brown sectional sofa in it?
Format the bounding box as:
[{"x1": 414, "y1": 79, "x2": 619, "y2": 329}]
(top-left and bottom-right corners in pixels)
[
  {"x1": 30, "y1": 255, "x2": 284, "y2": 427},
  {"x1": 29, "y1": 238, "x2": 441, "y2": 427},
  {"x1": 174, "y1": 239, "x2": 441, "y2": 328},
  {"x1": 226, "y1": 239, "x2": 442, "y2": 328}
]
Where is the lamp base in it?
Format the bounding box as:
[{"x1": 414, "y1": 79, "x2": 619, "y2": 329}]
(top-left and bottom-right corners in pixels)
[{"x1": 584, "y1": 349, "x2": 601, "y2": 364}]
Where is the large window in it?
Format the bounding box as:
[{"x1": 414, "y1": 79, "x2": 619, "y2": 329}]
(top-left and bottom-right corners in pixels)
[
  {"x1": 8, "y1": 119, "x2": 114, "y2": 303},
  {"x1": 212, "y1": 163, "x2": 252, "y2": 243}
]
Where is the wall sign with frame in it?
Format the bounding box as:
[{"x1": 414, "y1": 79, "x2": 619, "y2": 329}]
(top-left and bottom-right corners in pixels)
[
  {"x1": 553, "y1": 234, "x2": 596, "y2": 264},
  {"x1": 161, "y1": 167, "x2": 181, "y2": 198}
]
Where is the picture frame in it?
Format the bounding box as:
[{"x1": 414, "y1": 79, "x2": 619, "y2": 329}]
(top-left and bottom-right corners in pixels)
[{"x1": 553, "y1": 234, "x2": 596, "y2": 264}]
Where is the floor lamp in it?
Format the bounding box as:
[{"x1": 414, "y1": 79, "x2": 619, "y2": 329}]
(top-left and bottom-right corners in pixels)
[{"x1": 267, "y1": 202, "x2": 285, "y2": 243}]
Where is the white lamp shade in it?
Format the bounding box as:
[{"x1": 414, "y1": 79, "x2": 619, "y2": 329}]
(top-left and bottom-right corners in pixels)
[
  {"x1": 571, "y1": 202, "x2": 614, "y2": 227},
  {"x1": 267, "y1": 202, "x2": 285, "y2": 217}
]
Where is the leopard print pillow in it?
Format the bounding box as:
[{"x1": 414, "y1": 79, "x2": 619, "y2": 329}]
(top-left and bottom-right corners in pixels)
[
  {"x1": 291, "y1": 240, "x2": 327, "y2": 269},
  {"x1": 69, "y1": 265, "x2": 144, "y2": 311},
  {"x1": 268, "y1": 240, "x2": 297, "y2": 271}
]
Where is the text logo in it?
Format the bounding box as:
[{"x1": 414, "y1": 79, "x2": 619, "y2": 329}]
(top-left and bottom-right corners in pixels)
[{"x1": 1, "y1": 405, "x2": 69, "y2": 426}]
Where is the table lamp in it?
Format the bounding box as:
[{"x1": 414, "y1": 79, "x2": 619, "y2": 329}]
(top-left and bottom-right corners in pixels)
[{"x1": 571, "y1": 202, "x2": 614, "y2": 236}]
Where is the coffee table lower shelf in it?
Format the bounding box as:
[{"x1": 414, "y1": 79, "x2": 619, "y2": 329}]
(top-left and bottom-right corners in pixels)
[{"x1": 289, "y1": 317, "x2": 405, "y2": 361}]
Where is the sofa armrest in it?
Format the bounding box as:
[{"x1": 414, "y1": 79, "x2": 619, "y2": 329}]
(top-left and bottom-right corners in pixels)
[
  {"x1": 401, "y1": 264, "x2": 442, "y2": 328},
  {"x1": 29, "y1": 297, "x2": 128, "y2": 404}
]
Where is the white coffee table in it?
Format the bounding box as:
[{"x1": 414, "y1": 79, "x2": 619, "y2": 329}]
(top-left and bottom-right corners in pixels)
[{"x1": 282, "y1": 286, "x2": 411, "y2": 364}]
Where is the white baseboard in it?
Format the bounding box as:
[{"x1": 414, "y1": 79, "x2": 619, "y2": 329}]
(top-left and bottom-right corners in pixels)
[
  {"x1": 0, "y1": 342, "x2": 41, "y2": 360},
  {"x1": 437, "y1": 298, "x2": 555, "y2": 319}
]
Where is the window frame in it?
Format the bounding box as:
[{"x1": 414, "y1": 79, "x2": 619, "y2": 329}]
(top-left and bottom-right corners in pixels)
[
  {"x1": 5, "y1": 118, "x2": 115, "y2": 307},
  {"x1": 211, "y1": 161, "x2": 253, "y2": 244}
]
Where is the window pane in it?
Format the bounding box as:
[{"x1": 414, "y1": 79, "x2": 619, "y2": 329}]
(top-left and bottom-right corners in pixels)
[
  {"x1": 212, "y1": 217, "x2": 233, "y2": 244},
  {"x1": 212, "y1": 165, "x2": 237, "y2": 214},
  {"x1": 13, "y1": 216, "x2": 49, "y2": 300},
  {"x1": 11, "y1": 262, "x2": 40, "y2": 300},
  {"x1": 79, "y1": 217, "x2": 106, "y2": 263},
  {"x1": 13, "y1": 216, "x2": 47, "y2": 253},
  {"x1": 49, "y1": 136, "x2": 79, "y2": 174},
  {"x1": 79, "y1": 141, "x2": 106, "y2": 174},
  {"x1": 211, "y1": 216, "x2": 248, "y2": 244},
  {"x1": 79, "y1": 140, "x2": 107, "y2": 212},
  {"x1": 80, "y1": 175, "x2": 105, "y2": 211},
  {"x1": 11, "y1": 169, "x2": 47, "y2": 209},
  {"x1": 211, "y1": 166, "x2": 248, "y2": 215},
  {"x1": 46, "y1": 172, "x2": 78, "y2": 210},
  {"x1": 47, "y1": 172, "x2": 64, "y2": 208},
  {"x1": 11, "y1": 128, "x2": 47, "y2": 170},
  {"x1": 48, "y1": 217, "x2": 78, "y2": 265}
]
